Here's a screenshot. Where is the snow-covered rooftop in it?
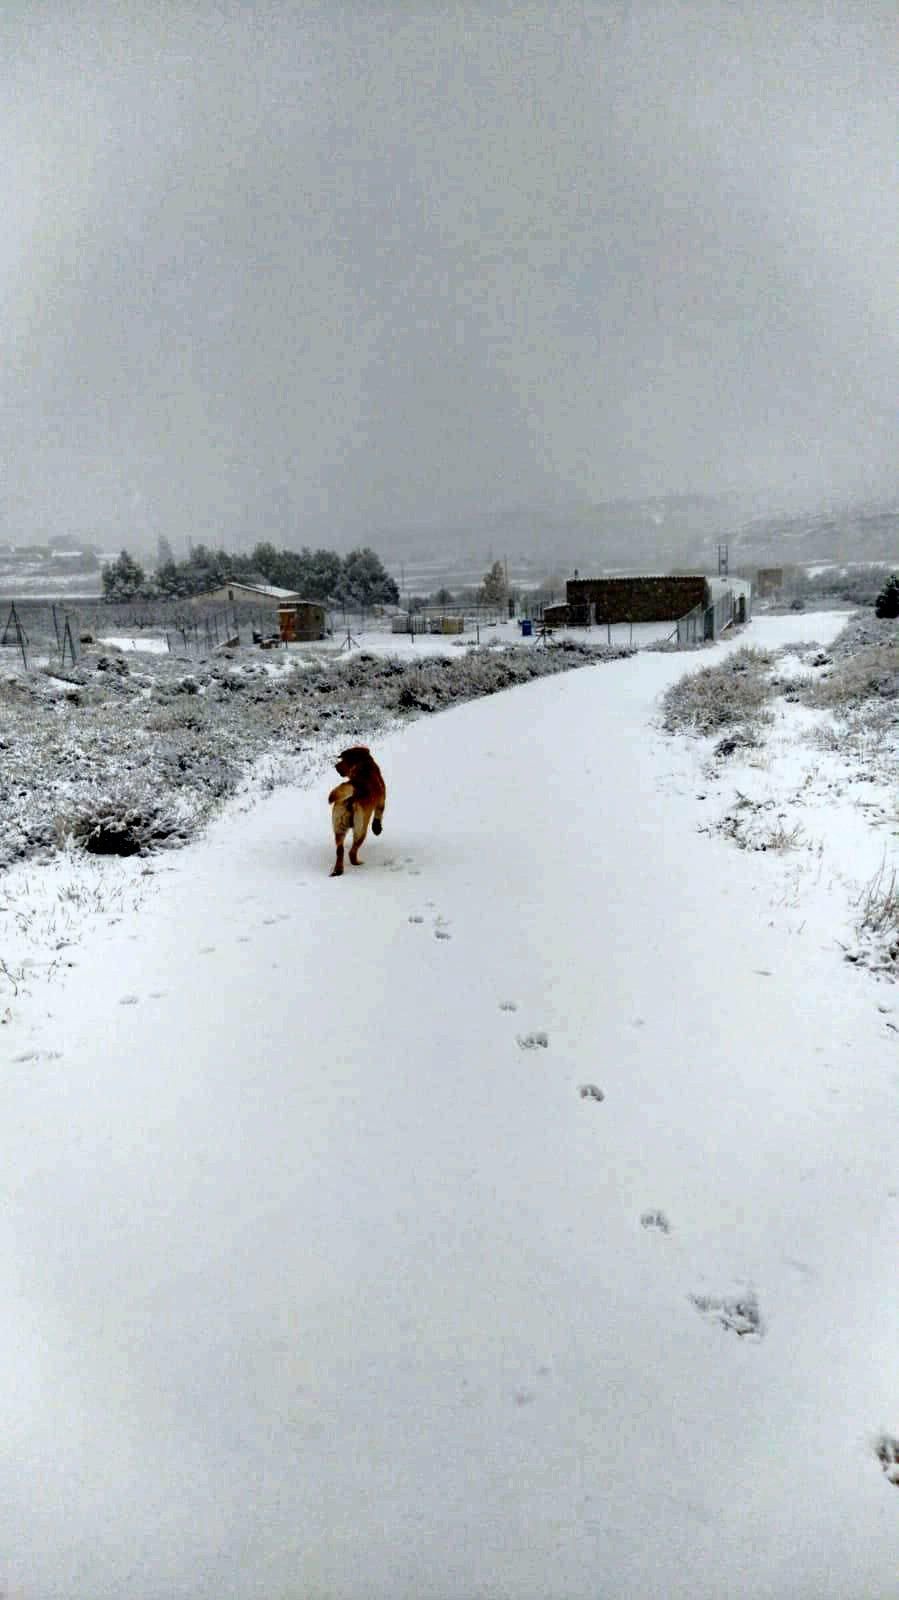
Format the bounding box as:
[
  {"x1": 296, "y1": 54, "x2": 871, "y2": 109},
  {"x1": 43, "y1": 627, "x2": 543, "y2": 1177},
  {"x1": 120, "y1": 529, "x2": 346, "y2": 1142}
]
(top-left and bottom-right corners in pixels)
[{"x1": 221, "y1": 581, "x2": 300, "y2": 599}]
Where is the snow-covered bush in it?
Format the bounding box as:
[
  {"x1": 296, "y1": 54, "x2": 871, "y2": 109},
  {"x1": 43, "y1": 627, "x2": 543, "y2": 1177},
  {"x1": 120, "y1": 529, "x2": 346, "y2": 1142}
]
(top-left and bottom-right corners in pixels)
[
  {"x1": 798, "y1": 644, "x2": 899, "y2": 710},
  {"x1": 661, "y1": 648, "x2": 774, "y2": 735},
  {"x1": 57, "y1": 792, "x2": 197, "y2": 856}
]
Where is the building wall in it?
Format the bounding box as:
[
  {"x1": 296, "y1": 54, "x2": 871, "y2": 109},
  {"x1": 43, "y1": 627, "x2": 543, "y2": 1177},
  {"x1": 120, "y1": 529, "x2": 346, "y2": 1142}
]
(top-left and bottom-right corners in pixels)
[
  {"x1": 543, "y1": 603, "x2": 570, "y2": 627},
  {"x1": 199, "y1": 585, "x2": 299, "y2": 609},
  {"x1": 279, "y1": 603, "x2": 327, "y2": 641},
  {"x1": 566, "y1": 575, "x2": 706, "y2": 623},
  {"x1": 756, "y1": 567, "x2": 784, "y2": 597}
]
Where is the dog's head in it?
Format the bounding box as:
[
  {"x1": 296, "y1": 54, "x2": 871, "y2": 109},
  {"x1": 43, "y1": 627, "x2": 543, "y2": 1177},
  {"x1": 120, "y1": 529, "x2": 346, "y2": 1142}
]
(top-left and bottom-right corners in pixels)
[{"x1": 334, "y1": 745, "x2": 370, "y2": 778}]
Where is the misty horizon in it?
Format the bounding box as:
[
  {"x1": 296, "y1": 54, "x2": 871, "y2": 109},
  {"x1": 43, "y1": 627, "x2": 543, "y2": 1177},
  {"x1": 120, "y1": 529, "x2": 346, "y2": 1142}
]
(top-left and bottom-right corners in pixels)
[{"x1": 2, "y1": 1, "x2": 896, "y2": 552}]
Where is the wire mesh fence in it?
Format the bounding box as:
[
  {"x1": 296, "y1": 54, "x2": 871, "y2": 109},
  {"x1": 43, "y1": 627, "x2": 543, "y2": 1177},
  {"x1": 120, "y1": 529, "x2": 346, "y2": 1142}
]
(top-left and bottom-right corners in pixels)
[{"x1": 0, "y1": 598, "x2": 290, "y2": 670}]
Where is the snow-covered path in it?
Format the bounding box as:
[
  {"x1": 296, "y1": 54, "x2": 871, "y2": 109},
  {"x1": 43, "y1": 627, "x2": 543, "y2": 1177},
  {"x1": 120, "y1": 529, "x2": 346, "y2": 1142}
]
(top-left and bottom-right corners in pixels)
[{"x1": 4, "y1": 613, "x2": 898, "y2": 1598}]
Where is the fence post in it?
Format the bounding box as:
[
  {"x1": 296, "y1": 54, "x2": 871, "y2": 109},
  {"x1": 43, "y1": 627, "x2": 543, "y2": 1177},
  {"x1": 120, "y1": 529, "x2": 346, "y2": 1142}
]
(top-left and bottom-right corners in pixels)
[
  {"x1": 2, "y1": 603, "x2": 28, "y2": 669},
  {"x1": 59, "y1": 614, "x2": 77, "y2": 668}
]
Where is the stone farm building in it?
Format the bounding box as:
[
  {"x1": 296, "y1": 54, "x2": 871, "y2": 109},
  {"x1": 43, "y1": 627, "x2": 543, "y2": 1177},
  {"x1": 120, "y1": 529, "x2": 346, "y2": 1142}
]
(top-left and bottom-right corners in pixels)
[{"x1": 544, "y1": 573, "x2": 752, "y2": 641}]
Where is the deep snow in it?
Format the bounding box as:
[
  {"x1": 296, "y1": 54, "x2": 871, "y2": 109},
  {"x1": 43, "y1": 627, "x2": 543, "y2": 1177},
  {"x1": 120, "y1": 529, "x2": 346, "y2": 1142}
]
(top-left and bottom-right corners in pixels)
[{"x1": 2, "y1": 610, "x2": 899, "y2": 1599}]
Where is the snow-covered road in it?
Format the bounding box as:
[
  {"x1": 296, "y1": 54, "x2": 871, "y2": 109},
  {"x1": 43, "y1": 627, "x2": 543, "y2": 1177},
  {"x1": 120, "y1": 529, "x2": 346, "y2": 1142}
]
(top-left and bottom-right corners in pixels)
[{"x1": 3, "y1": 612, "x2": 898, "y2": 1598}]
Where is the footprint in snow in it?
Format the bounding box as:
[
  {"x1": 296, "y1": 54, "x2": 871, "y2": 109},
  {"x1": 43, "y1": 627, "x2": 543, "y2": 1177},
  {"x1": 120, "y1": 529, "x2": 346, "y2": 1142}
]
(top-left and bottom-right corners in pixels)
[
  {"x1": 517, "y1": 1031, "x2": 548, "y2": 1051},
  {"x1": 579, "y1": 1083, "x2": 604, "y2": 1101},
  {"x1": 875, "y1": 1435, "x2": 899, "y2": 1487},
  {"x1": 499, "y1": 1000, "x2": 518, "y2": 1012},
  {"x1": 434, "y1": 928, "x2": 452, "y2": 941},
  {"x1": 119, "y1": 994, "x2": 139, "y2": 1006},
  {"x1": 408, "y1": 914, "x2": 424, "y2": 924},
  {"x1": 13, "y1": 1048, "x2": 62, "y2": 1063},
  {"x1": 640, "y1": 1210, "x2": 670, "y2": 1232},
  {"x1": 689, "y1": 1290, "x2": 763, "y2": 1339},
  {"x1": 199, "y1": 946, "x2": 216, "y2": 954}
]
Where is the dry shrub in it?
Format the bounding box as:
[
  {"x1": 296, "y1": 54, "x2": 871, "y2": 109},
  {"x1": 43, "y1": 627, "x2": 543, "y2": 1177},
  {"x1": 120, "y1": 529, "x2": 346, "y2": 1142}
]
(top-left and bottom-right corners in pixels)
[
  {"x1": 856, "y1": 862, "x2": 899, "y2": 948},
  {"x1": 57, "y1": 793, "x2": 196, "y2": 856},
  {"x1": 799, "y1": 645, "x2": 899, "y2": 711},
  {"x1": 662, "y1": 647, "x2": 774, "y2": 736}
]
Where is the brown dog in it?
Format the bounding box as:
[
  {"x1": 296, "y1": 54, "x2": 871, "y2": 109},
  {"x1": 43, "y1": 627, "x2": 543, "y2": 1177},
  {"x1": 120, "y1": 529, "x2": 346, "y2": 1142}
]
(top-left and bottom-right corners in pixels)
[{"x1": 328, "y1": 745, "x2": 386, "y2": 877}]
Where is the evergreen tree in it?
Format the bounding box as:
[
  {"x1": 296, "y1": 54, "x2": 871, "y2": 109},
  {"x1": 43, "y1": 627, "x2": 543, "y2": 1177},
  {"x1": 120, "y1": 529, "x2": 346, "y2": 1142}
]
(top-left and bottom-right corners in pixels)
[
  {"x1": 875, "y1": 575, "x2": 899, "y2": 619},
  {"x1": 480, "y1": 559, "x2": 506, "y2": 605},
  {"x1": 101, "y1": 549, "x2": 145, "y2": 601},
  {"x1": 302, "y1": 547, "x2": 343, "y2": 600},
  {"x1": 338, "y1": 547, "x2": 399, "y2": 606}
]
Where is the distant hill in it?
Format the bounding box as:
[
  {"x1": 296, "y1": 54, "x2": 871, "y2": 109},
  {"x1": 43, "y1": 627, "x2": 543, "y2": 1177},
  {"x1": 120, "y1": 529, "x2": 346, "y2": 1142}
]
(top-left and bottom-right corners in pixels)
[
  {"x1": 3, "y1": 493, "x2": 897, "y2": 601},
  {"x1": 368, "y1": 494, "x2": 899, "y2": 591}
]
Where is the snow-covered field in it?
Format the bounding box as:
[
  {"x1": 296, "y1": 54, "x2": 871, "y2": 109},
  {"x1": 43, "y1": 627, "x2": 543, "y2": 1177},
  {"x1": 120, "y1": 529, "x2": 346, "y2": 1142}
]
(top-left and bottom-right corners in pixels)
[
  {"x1": 2, "y1": 610, "x2": 899, "y2": 1598},
  {"x1": 97, "y1": 634, "x2": 170, "y2": 654},
  {"x1": 297, "y1": 617, "x2": 677, "y2": 661}
]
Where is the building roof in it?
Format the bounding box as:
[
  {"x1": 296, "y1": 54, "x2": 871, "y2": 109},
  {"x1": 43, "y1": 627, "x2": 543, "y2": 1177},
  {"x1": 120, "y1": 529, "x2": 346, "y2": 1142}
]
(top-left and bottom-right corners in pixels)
[{"x1": 216, "y1": 581, "x2": 300, "y2": 600}]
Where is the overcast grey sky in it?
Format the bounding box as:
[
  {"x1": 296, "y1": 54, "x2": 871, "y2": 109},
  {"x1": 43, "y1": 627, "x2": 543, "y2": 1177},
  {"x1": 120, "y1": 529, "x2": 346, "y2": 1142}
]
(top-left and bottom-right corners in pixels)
[{"x1": 1, "y1": 0, "x2": 896, "y2": 548}]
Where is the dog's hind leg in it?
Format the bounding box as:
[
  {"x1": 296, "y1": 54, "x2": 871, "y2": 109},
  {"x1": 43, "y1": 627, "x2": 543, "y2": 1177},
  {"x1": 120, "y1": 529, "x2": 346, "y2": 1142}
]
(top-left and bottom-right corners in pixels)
[
  {"x1": 330, "y1": 797, "x2": 353, "y2": 877},
  {"x1": 372, "y1": 800, "x2": 385, "y2": 836},
  {"x1": 348, "y1": 804, "x2": 371, "y2": 866}
]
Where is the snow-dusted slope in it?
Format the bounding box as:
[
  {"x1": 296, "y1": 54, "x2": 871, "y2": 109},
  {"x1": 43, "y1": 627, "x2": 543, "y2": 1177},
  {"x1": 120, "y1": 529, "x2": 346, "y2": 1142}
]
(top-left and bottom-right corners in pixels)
[{"x1": 3, "y1": 612, "x2": 897, "y2": 1599}]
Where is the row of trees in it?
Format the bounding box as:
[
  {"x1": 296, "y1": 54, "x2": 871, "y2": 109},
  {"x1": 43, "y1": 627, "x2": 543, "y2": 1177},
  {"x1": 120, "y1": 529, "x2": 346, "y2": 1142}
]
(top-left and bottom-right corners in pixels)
[
  {"x1": 102, "y1": 544, "x2": 568, "y2": 613},
  {"x1": 102, "y1": 541, "x2": 399, "y2": 607}
]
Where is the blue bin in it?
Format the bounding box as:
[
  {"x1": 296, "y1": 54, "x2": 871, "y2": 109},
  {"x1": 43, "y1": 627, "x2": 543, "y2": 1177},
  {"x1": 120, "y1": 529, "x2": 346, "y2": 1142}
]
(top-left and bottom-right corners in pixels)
[{"x1": 521, "y1": 618, "x2": 533, "y2": 637}]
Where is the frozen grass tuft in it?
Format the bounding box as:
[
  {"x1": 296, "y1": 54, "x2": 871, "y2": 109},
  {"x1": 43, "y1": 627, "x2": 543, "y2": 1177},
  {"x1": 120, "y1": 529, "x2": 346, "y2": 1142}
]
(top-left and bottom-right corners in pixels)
[
  {"x1": 856, "y1": 862, "x2": 899, "y2": 957},
  {"x1": 662, "y1": 647, "x2": 774, "y2": 736},
  {"x1": 797, "y1": 644, "x2": 899, "y2": 711}
]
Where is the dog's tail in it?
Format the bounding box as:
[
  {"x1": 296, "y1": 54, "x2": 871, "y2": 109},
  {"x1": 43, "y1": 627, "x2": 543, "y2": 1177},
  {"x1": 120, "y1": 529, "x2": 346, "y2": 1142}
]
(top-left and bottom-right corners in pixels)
[{"x1": 372, "y1": 800, "x2": 385, "y2": 836}]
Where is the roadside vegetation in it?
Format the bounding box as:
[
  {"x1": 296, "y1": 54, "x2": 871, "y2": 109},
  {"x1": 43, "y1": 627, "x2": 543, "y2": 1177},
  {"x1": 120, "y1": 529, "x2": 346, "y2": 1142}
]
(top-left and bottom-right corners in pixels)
[
  {"x1": 0, "y1": 636, "x2": 632, "y2": 872},
  {"x1": 660, "y1": 646, "x2": 774, "y2": 736}
]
